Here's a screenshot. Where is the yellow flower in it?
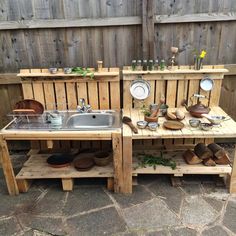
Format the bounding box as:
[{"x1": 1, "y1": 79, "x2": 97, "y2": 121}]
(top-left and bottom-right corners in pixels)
[{"x1": 200, "y1": 50, "x2": 207, "y2": 58}]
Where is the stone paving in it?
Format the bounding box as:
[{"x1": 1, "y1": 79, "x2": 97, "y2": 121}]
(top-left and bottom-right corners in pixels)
[{"x1": 0, "y1": 153, "x2": 236, "y2": 236}]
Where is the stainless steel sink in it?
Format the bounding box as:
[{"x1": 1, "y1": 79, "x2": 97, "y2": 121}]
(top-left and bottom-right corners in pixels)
[{"x1": 5, "y1": 110, "x2": 121, "y2": 131}]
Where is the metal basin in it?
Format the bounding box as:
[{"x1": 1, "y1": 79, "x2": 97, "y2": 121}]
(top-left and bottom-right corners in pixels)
[{"x1": 66, "y1": 110, "x2": 121, "y2": 130}]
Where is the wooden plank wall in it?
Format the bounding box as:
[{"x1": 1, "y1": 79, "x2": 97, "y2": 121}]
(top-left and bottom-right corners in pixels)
[{"x1": 0, "y1": 0, "x2": 236, "y2": 72}]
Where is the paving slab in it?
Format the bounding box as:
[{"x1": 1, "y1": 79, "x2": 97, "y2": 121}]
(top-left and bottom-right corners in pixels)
[
  {"x1": 148, "y1": 180, "x2": 184, "y2": 214},
  {"x1": 123, "y1": 199, "x2": 180, "y2": 230},
  {"x1": 0, "y1": 188, "x2": 43, "y2": 217},
  {"x1": 223, "y1": 199, "x2": 236, "y2": 234},
  {"x1": 0, "y1": 217, "x2": 22, "y2": 236},
  {"x1": 18, "y1": 214, "x2": 66, "y2": 236},
  {"x1": 203, "y1": 197, "x2": 224, "y2": 212},
  {"x1": 110, "y1": 185, "x2": 153, "y2": 209},
  {"x1": 31, "y1": 187, "x2": 66, "y2": 216},
  {"x1": 63, "y1": 186, "x2": 113, "y2": 216},
  {"x1": 180, "y1": 184, "x2": 202, "y2": 195},
  {"x1": 67, "y1": 207, "x2": 127, "y2": 236},
  {"x1": 181, "y1": 196, "x2": 218, "y2": 226},
  {"x1": 169, "y1": 227, "x2": 197, "y2": 236},
  {"x1": 145, "y1": 230, "x2": 169, "y2": 236},
  {"x1": 201, "y1": 225, "x2": 229, "y2": 236}
]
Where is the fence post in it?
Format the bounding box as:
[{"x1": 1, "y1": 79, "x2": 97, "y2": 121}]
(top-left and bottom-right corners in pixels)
[{"x1": 142, "y1": 0, "x2": 155, "y2": 60}]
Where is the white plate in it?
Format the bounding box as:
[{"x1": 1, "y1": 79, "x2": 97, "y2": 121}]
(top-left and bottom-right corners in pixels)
[
  {"x1": 200, "y1": 78, "x2": 214, "y2": 91},
  {"x1": 130, "y1": 80, "x2": 150, "y2": 100}
]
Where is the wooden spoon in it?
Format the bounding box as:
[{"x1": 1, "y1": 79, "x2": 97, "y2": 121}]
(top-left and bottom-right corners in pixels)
[{"x1": 122, "y1": 116, "x2": 138, "y2": 134}]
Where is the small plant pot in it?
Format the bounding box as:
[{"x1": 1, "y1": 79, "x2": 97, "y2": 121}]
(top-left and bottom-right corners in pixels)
[
  {"x1": 144, "y1": 115, "x2": 158, "y2": 123},
  {"x1": 94, "y1": 151, "x2": 112, "y2": 166}
]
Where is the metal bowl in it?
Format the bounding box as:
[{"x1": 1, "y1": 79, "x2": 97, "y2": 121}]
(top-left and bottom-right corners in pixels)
[
  {"x1": 137, "y1": 120, "x2": 148, "y2": 129},
  {"x1": 200, "y1": 122, "x2": 213, "y2": 131},
  {"x1": 49, "y1": 68, "x2": 58, "y2": 74},
  {"x1": 148, "y1": 122, "x2": 159, "y2": 131},
  {"x1": 64, "y1": 67, "x2": 72, "y2": 74},
  {"x1": 189, "y1": 119, "x2": 201, "y2": 128},
  {"x1": 203, "y1": 115, "x2": 226, "y2": 125}
]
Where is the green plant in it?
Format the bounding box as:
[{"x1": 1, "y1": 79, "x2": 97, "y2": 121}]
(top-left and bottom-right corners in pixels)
[
  {"x1": 72, "y1": 67, "x2": 94, "y2": 79},
  {"x1": 137, "y1": 152, "x2": 176, "y2": 170},
  {"x1": 141, "y1": 104, "x2": 151, "y2": 117}
]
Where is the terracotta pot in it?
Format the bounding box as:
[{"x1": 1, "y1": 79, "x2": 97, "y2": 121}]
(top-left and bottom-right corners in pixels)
[
  {"x1": 144, "y1": 115, "x2": 158, "y2": 123},
  {"x1": 93, "y1": 151, "x2": 112, "y2": 166}
]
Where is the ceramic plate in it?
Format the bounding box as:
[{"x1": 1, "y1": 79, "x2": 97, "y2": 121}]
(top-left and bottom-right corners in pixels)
[
  {"x1": 200, "y1": 78, "x2": 214, "y2": 91},
  {"x1": 130, "y1": 80, "x2": 151, "y2": 100}
]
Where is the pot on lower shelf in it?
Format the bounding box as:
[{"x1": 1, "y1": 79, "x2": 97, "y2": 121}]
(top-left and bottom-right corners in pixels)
[{"x1": 93, "y1": 151, "x2": 112, "y2": 166}]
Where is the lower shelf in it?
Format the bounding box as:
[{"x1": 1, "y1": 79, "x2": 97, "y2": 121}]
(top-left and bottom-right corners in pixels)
[
  {"x1": 16, "y1": 154, "x2": 114, "y2": 180},
  {"x1": 132, "y1": 150, "x2": 232, "y2": 176}
]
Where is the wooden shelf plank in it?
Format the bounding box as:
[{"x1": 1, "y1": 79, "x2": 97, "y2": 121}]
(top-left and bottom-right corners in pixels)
[
  {"x1": 122, "y1": 68, "x2": 228, "y2": 76},
  {"x1": 16, "y1": 154, "x2": 114, "y2": 179},
  {"x1": 132, "y1": 151, "x2": 231, "y2": 175},
  {"x1": 125, "y1": 107, "x2": 236, "y2": 139}
]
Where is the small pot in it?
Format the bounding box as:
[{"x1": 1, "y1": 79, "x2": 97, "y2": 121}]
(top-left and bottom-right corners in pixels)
[
  {"x1": 49, "y1": 68, "x2": 58, "y2": 74},
  {"x1": 64, "y1": 67, "x2": 72, "y2": 74},
  {"x1": 189, "y1": 119, "x2": 201, "y2": 128},
  {"x1": 144, "y1": 115, "x2": 158, "y2": 123},
  {"x1": 137, "y1": 121, "x2": 148, "y2": 129},
  {"x1": 148, "y1": 122, "x2": 159, "y2": 131},
  {"x1": 200, "y1": 122, "x2": 213, "y2": 131},
  {"x1": 94, "y1": 151, "x2": 112, "y2": 166}
]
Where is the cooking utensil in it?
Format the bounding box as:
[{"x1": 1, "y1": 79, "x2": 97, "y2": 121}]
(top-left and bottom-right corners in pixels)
[
  {"x1": 93, "y1": 151, "x2": 112, "y2": 166},
  {"x1": 189, "y1": 119, "x2": 201, "y2": 127},
  {"x1": 122, "y1": 116, "x2": 138, "y2": 134},
  {"x1": 201, "y1": 114, "x2": 226, "y2": 125},
  {"x1": 148, "y1": 122, "x2": 159, "y2": 131},
  {"x1": 200, "y1": 77, "x2": 214, "y2": 91},
  {"x1": 200, "y1": 122, "x2": 213, "y2": 131},
  {"x1": 130, "y1": 78, "x2": 151, "y2": 100},
  {"x1": 182, "y1": 94, "x2": 210, "y2": 118},
  {"x1": 163, "y1": 120, "x2": 184, "y2": 130},
  {"x1": 49, "y1": 68, "x2": 58, "y2": 74},
  {"x1": 137, "y1": 121, "x2": 148, "y2": 129},
  {"x1": 47, "y1": 154, "x2": 73, "y2": 168},
  {"x1": 73, "y1": 157, "x2": 95, "y2": 171},
  {"x1": 14, "y1": 99, "x2": 44, "y2": 114}
]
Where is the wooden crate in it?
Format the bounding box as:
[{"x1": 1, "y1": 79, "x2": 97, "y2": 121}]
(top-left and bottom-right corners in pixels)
[
  {"x1": 123, "y1": 65, "x2": 227, "y2": 148},
  {"x1": 18, "y1": 68, "x2": 120, "y2": 151}
]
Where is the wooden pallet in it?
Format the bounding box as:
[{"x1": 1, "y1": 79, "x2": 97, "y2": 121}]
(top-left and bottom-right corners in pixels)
[
  {"x1": 123, "y1": 65, "x2": 227, "y2": 147},
  {"x1": 15, "y1": 154, "x2": 114, "y2": 192},
  {"x1": 132, "y1": 150, "x2": 231, "y2": 176},
  {"x1": 18, "y1": 68, "x2": 120, "y2": 151}
]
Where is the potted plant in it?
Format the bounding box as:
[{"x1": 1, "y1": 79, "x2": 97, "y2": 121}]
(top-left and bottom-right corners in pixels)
[
  {"x1": 193, "y1": 50, "x2": 207, "y2": 70},
  {"x1": 141, "y1": 104, "x2": 159, "y2": 122}
]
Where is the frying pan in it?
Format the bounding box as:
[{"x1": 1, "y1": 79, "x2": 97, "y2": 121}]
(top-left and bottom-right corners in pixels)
[{"x1": 13, "y1": 99, "x2": 44, "y2": 114}]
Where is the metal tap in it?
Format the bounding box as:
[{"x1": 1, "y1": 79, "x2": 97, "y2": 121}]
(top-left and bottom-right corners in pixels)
[{"x1": 77, "y1": 98, "x2": 92, "y2": 113}]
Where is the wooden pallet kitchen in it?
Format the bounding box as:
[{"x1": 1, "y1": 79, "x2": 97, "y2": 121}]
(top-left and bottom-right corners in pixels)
[
  {"x1": 122, "y1": 66, "x2": 236, "y2": 194},
  {"x1": 0, "y1": 68, "x2": 124, "y2": 195}
]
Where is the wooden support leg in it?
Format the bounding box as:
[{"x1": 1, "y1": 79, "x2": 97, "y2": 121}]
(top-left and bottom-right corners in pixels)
[
  {"x1": 62, "y1": 178, "x2": 74, "y2": 191},
  {"x1": 0, "y1": 136, "x2": 19, "y2": 195},
  {"x1": 122, "y1": 135, "x2": 132, "y2": 194},
  {"x1": 46, "y1": 140, "x2": 53, "y2": 149},
  {"x1": 112, "y1": 132, "x2": 123, "y2": 193},
  {"x1": 17, "y1": 179, "x2": 32, "y2": 193},
  {"x1": 107, "y1": 177, "x2": 114, "y2": 191},
  {"x1": 230, "y1": 148, "x2": 236, "y2": 193}
]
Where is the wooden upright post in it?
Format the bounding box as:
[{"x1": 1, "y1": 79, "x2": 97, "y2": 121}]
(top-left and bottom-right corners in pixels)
[{"x1": 142, "y1": 0, "x2": 155, "y2": 59}]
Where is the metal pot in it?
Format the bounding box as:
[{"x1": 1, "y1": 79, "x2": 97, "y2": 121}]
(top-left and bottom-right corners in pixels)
[{"x1": 182, "y1": 94, "x2": 210, "y2": 118}]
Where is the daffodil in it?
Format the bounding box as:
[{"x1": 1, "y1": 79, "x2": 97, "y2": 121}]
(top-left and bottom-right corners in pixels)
[{"x1": 200, "y1": 50, "x2": 207, "y2": 59}]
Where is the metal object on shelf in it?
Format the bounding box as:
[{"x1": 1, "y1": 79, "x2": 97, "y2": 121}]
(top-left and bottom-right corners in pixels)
[
  {"x1": 200, "y1": 77, "x2": 214, "y2": 91},
  {"x1": 137, "y1": 120, "x2": 148, "y2": 129}
]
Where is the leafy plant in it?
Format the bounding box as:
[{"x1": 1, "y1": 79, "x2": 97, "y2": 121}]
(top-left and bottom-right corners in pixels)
[
  {"x1": 140, "y1": 104, "x2": 151, "y2": 117},
  {"x1": 137, "y1": 152, "x2": 176, "y2": 170},
  {"x1": 72, "y1": 67, "x2": 94, "y2": 79}
]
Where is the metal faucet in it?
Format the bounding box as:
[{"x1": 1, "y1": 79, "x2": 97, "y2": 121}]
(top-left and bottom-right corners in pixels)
[{"x1": 77, "y1": 98, "x2": 92, "y2": 113}]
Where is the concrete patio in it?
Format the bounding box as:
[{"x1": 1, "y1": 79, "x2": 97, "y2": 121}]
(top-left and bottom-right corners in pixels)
[{"x1": 0, "y1": 150, "x2": 236, "y2": 236}]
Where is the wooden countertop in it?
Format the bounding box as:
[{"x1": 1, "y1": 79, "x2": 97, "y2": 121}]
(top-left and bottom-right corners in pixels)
[{"x1": 123, "y1": 107, "x2": 236, "y2": 139}]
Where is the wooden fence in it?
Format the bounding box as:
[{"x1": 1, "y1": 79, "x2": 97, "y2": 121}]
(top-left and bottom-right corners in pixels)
[{"x1": 0, "y1": 0, "x2": 236, "y2": 128}]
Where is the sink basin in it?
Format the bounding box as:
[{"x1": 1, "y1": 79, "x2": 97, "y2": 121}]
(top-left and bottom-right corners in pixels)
[
  {"x1": 67, "y1": 112, "x2": 114, "y2": 129},
  {"x1": 5, "y1": 110, "x2": 121, "y2": 131}
]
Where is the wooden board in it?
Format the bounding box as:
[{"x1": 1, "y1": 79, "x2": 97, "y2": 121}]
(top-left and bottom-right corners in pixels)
[
  {"x1": 133, "y1": 150, "x2": 231, "y2": 175},
  {"x1": 16, "y1": 154, "x2": 114, "y2": 179}
]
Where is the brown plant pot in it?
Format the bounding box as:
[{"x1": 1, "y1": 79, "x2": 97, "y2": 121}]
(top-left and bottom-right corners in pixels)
[
  {"x1": 93, "y1": 151, "x2": 112, "y2": 166},
  {"x1": 144, "y1": 115, "x2": 158, "y2": 123}
]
